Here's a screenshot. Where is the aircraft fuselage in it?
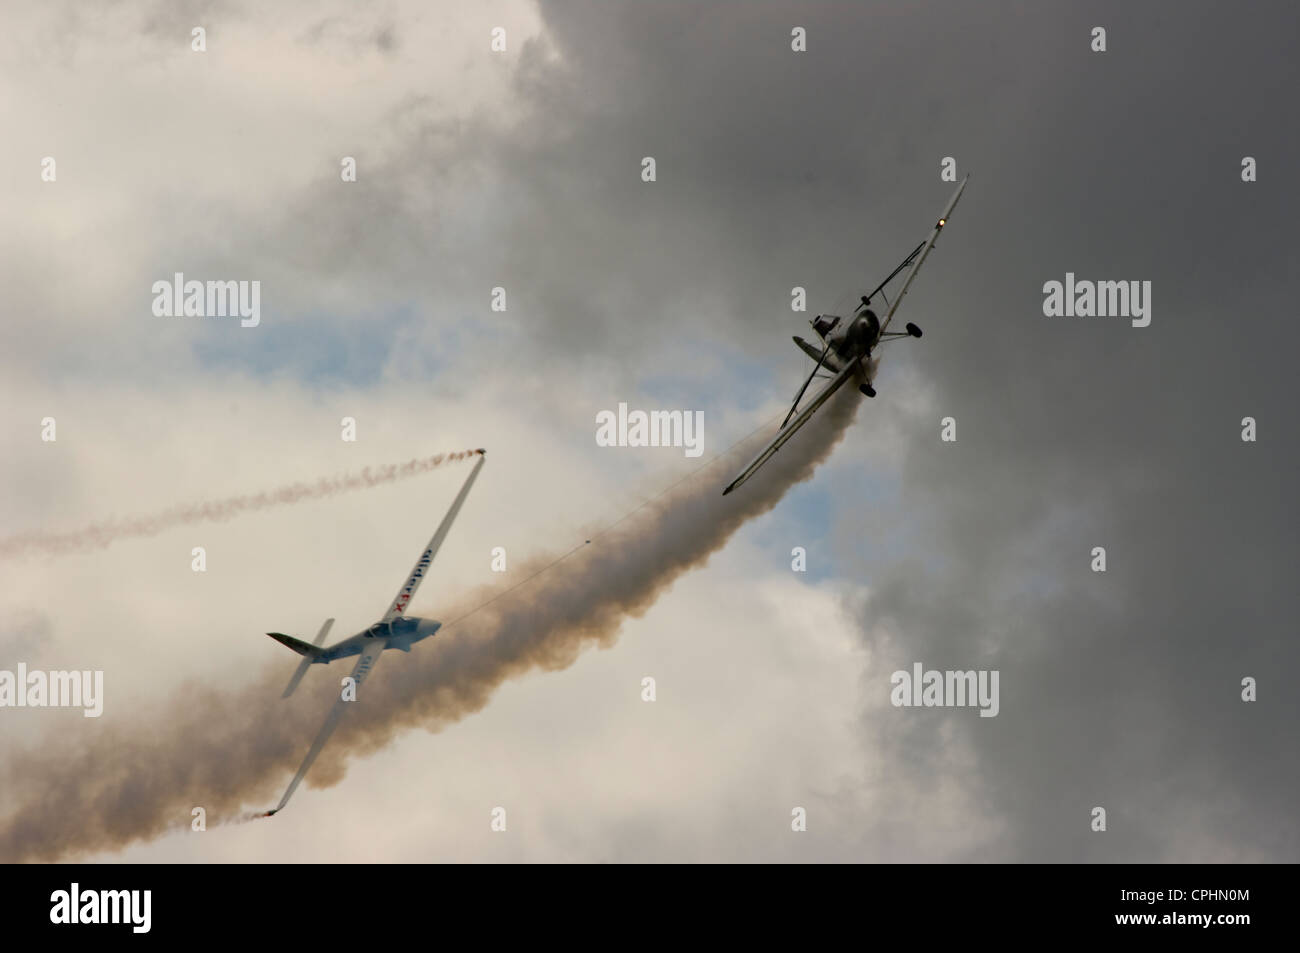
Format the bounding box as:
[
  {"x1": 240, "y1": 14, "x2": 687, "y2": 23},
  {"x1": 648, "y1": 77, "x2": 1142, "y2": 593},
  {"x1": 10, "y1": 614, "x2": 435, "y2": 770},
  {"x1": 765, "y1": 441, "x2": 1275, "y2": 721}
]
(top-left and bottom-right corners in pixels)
[
  {"x1": 814, "y1": 309, "x2": 880, "y2": 361},
  {"x1": 316, "y1": 616, "x2": 442, "y2": 662}
]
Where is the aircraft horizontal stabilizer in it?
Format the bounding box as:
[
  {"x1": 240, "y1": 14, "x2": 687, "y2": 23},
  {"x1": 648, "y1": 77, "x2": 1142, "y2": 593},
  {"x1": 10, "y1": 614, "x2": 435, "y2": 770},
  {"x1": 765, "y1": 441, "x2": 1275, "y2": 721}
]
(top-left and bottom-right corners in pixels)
[{"x1": 794, "y1": 336, "x2": 841, "y2": 371}]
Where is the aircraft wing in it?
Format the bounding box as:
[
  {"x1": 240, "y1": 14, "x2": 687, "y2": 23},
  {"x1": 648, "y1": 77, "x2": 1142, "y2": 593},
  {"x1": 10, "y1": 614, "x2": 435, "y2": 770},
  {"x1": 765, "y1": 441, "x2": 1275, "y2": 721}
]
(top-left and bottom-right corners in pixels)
[
  {"x1": 878, "y1": 175, "x2": 969, "y2": 336},
  {"x1": 268, "y1": 640, "x2": 386, "y2": 814},
  {"x1": 381, "y1": 450, "x2": 486, "y2": 622},
  {"x1": 723, "y1": 358, "x2": 858, "y2": 496}
]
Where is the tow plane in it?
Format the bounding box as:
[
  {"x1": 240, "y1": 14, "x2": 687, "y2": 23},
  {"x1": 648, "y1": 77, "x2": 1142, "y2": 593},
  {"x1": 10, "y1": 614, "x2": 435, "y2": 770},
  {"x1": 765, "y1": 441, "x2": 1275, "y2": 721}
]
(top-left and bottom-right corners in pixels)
[
  {"x1": 723, "y1": 176, "x2": 969, "y2": 495},
  {"x1": 261, "y1": 449, "x2": 486, "y2": 815}
]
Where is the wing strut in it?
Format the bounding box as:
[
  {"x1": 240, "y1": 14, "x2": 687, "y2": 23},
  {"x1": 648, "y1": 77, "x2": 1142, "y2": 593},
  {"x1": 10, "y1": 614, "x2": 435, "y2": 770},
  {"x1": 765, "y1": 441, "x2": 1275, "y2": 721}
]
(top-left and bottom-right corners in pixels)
[
  {"x1": 782, "y1": 340, "x2": 834, "y2": 428},
  {"x1": 859, "y1": 240, "x2": 925, "y2": 313}
]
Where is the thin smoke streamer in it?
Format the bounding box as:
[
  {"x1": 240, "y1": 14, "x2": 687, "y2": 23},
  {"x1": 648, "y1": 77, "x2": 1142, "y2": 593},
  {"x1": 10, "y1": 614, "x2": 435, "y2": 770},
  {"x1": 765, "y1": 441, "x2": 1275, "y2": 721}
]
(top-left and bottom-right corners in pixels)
[
  {"x1": 0, "y1": 391, "x2": 858, "y2": 861},
  {"x1": 0, "y1": 451, "x2": 480, "y2": 560}
]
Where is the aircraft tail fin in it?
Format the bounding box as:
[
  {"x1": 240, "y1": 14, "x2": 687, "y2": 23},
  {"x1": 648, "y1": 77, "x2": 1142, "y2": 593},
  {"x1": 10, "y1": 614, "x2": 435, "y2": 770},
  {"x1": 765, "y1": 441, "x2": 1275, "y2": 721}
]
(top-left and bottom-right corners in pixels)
[{"x1": 270, "y1": 618, "x2": 334, "y2": 698}]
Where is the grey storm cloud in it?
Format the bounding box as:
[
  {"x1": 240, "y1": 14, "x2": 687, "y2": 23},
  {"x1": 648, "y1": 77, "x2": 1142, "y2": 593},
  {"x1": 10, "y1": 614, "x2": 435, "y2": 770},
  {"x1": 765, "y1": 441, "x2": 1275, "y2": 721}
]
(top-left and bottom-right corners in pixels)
[{"x1": 484, "y1": 0, "x2": 1298, "y2": 860}]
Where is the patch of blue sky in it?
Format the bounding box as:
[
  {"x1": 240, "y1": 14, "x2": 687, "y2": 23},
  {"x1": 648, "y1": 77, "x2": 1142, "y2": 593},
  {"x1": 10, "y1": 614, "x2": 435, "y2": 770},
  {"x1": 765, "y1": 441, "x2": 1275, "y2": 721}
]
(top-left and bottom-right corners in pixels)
[
  {"x1": 638, "y1": 344, "x2": 779, "y2": 417},
  {"x1": 191, "y1": 305, "x2": 424, "y2": 390},
  {"x1": 747, "y1": 450, "x2": 911, "y2": 585},
  {"x1": 749, "y1": 476, "x2": 835, "y2": 581}
]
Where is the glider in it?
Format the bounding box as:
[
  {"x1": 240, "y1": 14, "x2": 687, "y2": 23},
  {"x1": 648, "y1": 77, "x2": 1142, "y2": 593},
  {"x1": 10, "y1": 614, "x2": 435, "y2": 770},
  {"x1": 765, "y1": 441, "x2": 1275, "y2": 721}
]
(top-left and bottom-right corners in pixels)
[{"x1": 262, "y1": 449, "x2": 486, "y2": 814}]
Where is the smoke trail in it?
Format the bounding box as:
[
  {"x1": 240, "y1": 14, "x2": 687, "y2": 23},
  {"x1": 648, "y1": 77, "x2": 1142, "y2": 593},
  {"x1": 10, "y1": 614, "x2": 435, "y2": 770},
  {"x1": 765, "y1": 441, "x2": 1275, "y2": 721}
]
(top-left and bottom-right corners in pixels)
[
  {"x1": 0, "y1": 391, "x2": 858, "y2": 861},
  {"x1": 0, "y1": 450, "x2": 481, "y2": 561}
]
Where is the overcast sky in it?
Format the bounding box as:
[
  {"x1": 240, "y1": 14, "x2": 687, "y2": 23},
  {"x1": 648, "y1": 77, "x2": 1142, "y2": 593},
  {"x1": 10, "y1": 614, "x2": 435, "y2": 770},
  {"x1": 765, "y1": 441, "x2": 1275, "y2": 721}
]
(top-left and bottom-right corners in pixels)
[{"x1": 1, "y1": 0, "x2": 1296, "y2": 862}]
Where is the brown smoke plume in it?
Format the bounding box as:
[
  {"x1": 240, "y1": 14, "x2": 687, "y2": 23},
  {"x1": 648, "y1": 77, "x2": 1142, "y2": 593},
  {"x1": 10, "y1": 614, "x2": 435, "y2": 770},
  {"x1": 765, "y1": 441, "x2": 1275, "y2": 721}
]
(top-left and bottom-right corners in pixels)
[
  {"x1": 0, "y1": 450, "x2": 480, "y2": 560},
  {"x1": 0, "y1": 392, "x2": 858, "y2": 861}
]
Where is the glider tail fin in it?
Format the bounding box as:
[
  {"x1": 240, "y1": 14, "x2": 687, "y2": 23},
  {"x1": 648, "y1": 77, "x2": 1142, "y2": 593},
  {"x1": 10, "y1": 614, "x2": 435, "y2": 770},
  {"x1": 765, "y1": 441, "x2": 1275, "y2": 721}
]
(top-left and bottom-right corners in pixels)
[{"x1": 269, "y1": 618, "x2": 334, "y2": 698}]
